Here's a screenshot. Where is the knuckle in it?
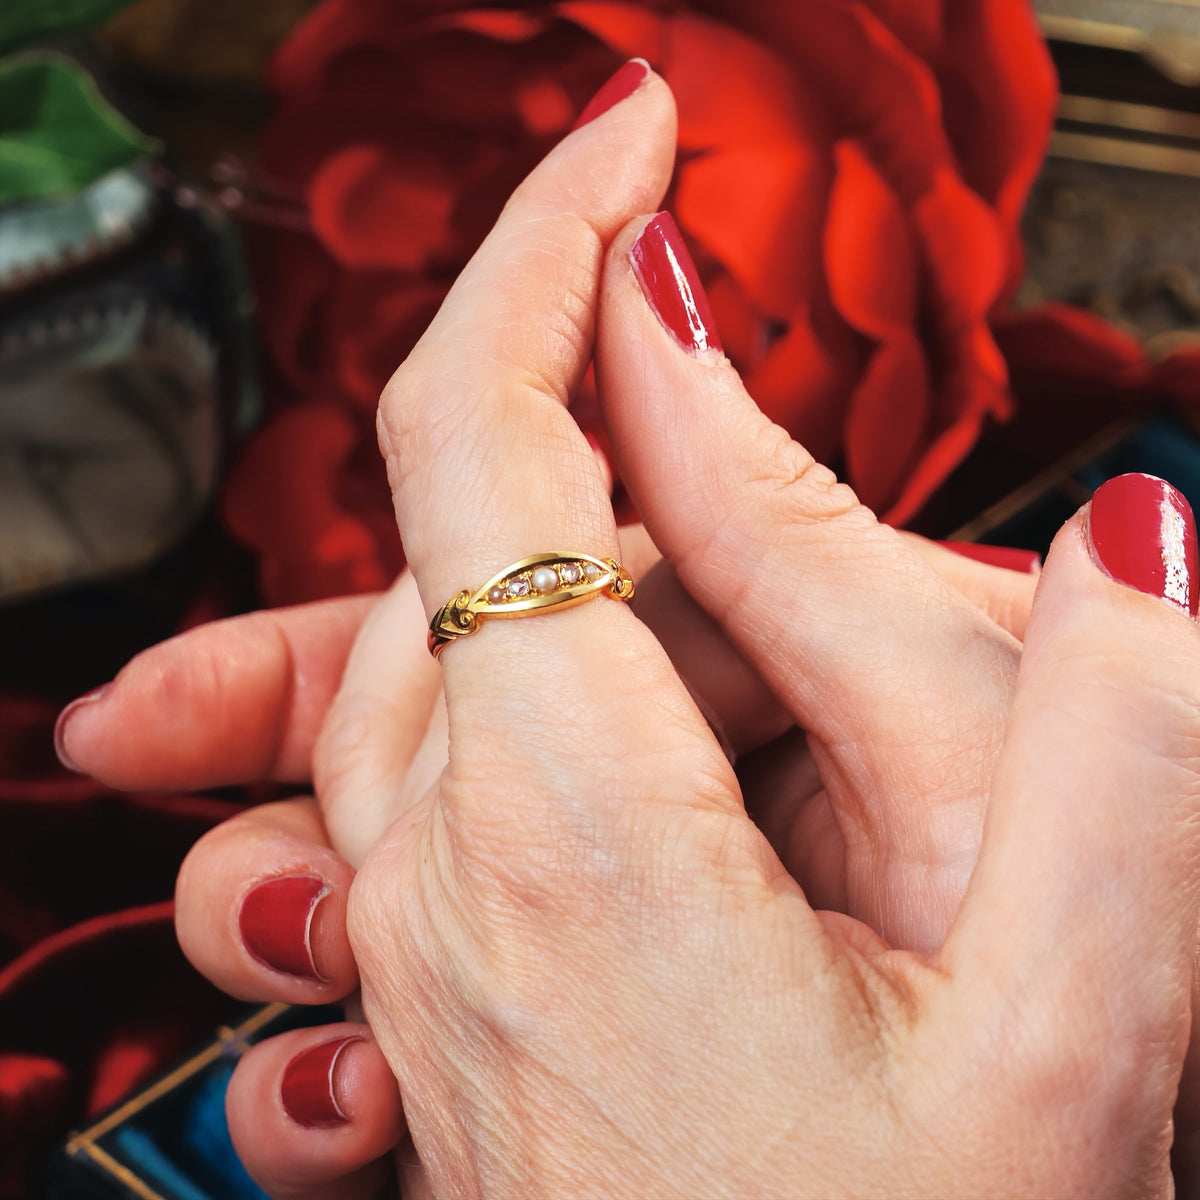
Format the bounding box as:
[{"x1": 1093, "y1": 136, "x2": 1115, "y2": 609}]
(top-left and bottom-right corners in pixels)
[
  {"x1": 710, "y1": 418, "x2": 875, "y2": 559},
  {"x1": 689, "y1": 417, "x2": 878, "y2": 623},
  {"x1": 375, "y1": 209, "x2": 601, "y2": 495}
]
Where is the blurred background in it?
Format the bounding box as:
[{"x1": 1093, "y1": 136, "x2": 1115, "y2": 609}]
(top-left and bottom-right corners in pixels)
[{"x1": 6, "y1": 0, "x2": 1200, "y2": 1194}]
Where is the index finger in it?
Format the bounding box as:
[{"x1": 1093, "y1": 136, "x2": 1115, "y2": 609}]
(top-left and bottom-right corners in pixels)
[{"x1": 375, "y1": 66, "x2": 687, "y2": 724}]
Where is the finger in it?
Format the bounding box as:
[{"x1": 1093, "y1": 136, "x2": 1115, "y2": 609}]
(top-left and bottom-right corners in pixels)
[
  {"x1": 906, "y1": 535, "x2": 1038, "y2": 640},
  {"x1": 909, "y1": 536, "x2": 1040, "y2": 640},
  {"x1": 323, "y1": 68, "x2": 732, "y2": 857},
  {"x1": 378, "y1": 67, "x2": 674, "y2": 613},
  {"x1": 175, "y1": 798, "x2": 358, "y2": 1002},
  {"x1": 597, "y1": 212, "x2": 1018, "y2": 949},
  {"x1": 632, "y1": 558, "x2": 791, "y2": 757},
  {"x1": 305, "y1": 570, "x2": 449, "y2": 866},
  {"x1": 943, "y1": 476, "x2": 1200, "y2": 1162},
  {"x1": 316, "y1": 526, "x2": 664, "y2": 868},
  {"x1": 55, "y1": 594, "x2": 382, "y2": 789},
  {"x1": 636, "y1": 539, "x2": 1037, "y2": 762},
  {"x1": 934, "y1": 539, "x2": 1042, "y2": 575},
  {"x1": 226, "y1": 1023, "x2": 405, "y2": 1200}
]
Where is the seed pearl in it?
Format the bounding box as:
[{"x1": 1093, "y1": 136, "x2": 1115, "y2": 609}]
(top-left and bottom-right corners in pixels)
[
  {"x1": 487, "y1": 586, "x2": 505, "y2": 604},
  {"x1": 583, "y1": 561, "x2": 603, "y2": 582},
  {"x1": 530, "y1": 566, "x2": 559, "y2": 594}
]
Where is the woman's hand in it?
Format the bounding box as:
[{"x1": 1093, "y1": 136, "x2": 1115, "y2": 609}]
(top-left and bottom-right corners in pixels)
[
  {"x1": 312, "y1": 69, "x2": 1200, "y2": 1196},
  {"x1": 61, "y1": 64, "x2": 1200, "y2": 1196}
]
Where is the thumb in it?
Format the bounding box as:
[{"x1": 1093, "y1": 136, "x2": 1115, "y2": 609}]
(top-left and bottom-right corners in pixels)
[{"x1": 941, "y1": 473, "x2": 1200, "y2": 1189}]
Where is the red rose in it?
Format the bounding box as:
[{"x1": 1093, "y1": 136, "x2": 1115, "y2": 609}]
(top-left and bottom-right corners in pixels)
[{"x1": 227, "y1": 0, "x2": 1056, "y2": 603}]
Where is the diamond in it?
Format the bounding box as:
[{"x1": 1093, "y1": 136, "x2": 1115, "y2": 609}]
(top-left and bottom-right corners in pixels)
[
  {"x1": 559, "y1": 562, "x2": 583, "y2": 585},
  {"x1": 506, "y1": 576, "x2": 531, "y2": 598}
]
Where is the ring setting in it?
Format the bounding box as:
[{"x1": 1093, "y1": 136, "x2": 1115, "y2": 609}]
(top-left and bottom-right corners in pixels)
[{"x1": 428, "y1": 552, "x2": 634, "y2": 658}]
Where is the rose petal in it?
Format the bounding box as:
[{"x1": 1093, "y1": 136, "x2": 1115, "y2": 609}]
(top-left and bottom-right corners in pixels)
[
  {"x1": 328, "y1": 275, "x2": 448, "y2": 408},
  {"x1": 744, "y1": 300, "x2": 863, "y2": 468},
  {"x1": 824, "y1": 138, "x2": 917, "y2": 335},
  {"x1": 310, "y1": 144, "x2": 458, "y2": 271},
  {"x1": 912, "y1": 165, "x2": 1007, "y2": 332},
  {"x1": 556, "y1": 0, "x2": 672, "y2": 64},
  {"x1": 223, "y1": 404, "x2": 390, "y2": 605},
  {"x1": 246, "y1": 228, "x2": 342, "y2": 392},
  {"x1": 678, "y1": 143, "x2": 830, "y2": 319},
  {"x1": 884, "y1": 401, "x2": 992, "y2": 527},
  {"x1": 704, "y1": 271, "x2": 769, "y2": 372},
  {"x1": 269, "y1": 0, "x2": 396, "y2": 97},
  {"x1": 856, "y1": 0, "x2": 942, "y2": 58},
  {"x1": 995, "y1": 303, "x2": 1150, "y2": 386},
  {"x1": 845, "y1": 335, "x2": 930, "y2": 512},
  {"x1": 703, "y1": 0, "x2": 949, "y2": 200},
  {"x1": 939, "y1": 1, "x2": 1056, "y2": 244}
]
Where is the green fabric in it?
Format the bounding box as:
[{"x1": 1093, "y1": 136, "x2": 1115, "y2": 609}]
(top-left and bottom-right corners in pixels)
[
  {"x1": 0, "y1": 53, "x2": 159, "y2": 205},
  {"x1": 0, "y1": 0, "x2": 137, "y2": 57}
]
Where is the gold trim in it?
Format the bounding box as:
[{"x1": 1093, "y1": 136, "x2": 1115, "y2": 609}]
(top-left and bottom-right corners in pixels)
[
  {"x1": 1047, "y1": 128, "x2": 1200, "y2": 175},
  {"x1": 1039, "y1": 14, "x2": 1145, "y2": 49},
  {"x1": 1058, "y1": 93, "x2": 1200, "y2": 141},
  {"x1": 1039, "y1": 13, "x2": 1200, "y2": 84},
  {"x1": 69, "y1": 1141, "x2": 167, "y2": 1200},
  {"x1": 65, "y1": 1003, "x2": 288, "y2": 1152}
]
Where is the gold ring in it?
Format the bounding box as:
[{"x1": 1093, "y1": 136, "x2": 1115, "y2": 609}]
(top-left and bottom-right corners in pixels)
[{"x1": 427, "y1": 552, "x2": 635, "y2": 658}]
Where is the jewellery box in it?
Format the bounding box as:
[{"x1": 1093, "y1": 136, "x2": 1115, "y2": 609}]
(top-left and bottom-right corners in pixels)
[{"x1": 38, "y1": 1003, "x2": 341, "y2": 1200}]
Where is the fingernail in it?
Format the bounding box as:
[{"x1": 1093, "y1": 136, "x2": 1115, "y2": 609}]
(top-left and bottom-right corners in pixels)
[
  {"x1": 571, "y1": 58, "x2": 652, "y2": 130},
  {"x1": 1087, "y1": 473, "x2": 1198, "y2": 617},
  {"x1": 239, "y1": 876, "x2": 330, "y2": 981},
  {"x1": 630, "y1": 212, "x2": 723, "y2": 357},
  {"x1": 938, "y1": 541, "x2": 1042, "y2": 574},
  {"x1": 53, "y1": 685, "x2": 110, "y2": 773},
  {"x1": 280, "y1": 1035, "x2": 360, "y2": 1128}
]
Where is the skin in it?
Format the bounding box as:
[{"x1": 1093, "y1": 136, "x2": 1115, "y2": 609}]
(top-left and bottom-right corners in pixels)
[{"x1": 61, "y1": 73, "x2": 1200, "y2": 1198}]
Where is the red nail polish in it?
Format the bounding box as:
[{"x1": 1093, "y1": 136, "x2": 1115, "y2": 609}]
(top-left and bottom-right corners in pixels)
[
  {"x1": 571, "y1": 58, "x2": 651, "y2": 131},
  {"x1": 239, "y1": 876, "x2": 330, "y2": 981},
  {"x1": 53, "y1": 684, "x2": 110, "y2": 774},
  {"x1": 1088, "y1": 473, "x2": 1198, "y2": 617},
  {"x1": 630, "y1": 212, "x2": 723, "y2": 356},
  {"x1": 938, "y1": 541, "x2": 1041, "y2": 574},
  {"x1": 280, "y1": 1035, "x2": 359, "y2": 1128}
]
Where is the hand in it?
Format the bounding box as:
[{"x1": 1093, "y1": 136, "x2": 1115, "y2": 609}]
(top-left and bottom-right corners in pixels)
[
  {"x1": 63, "y1": 66, "x2": 1200, "y2": 1196},
  {"x1": 237, "y1": 69, "x2": 1200, "y2": 1195},
  {"x1": 331, "y1": 71, "x2": 1200, "y2": 1195}
]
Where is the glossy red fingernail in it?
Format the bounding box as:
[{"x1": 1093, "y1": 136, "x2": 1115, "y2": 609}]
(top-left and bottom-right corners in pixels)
[
  {"x1": 281, "y1": 1035, "x2": 360, "y2": 1128},
  {"x1": 631, "y1": 212, "x2": 723, "y2": 357},
  {"x1": 1087, "y1": 473, "x2": 1198, "y2": 617},
  {"x1": 53, "y1": 685, "x2": 110, "y2": 773},
  {"x1": 571, "y1": 58, "x2": 651, "y2": 130},
  {"x1": 938, "y1": 541, "x2": 1041, "y2": 574},
  {"x1": 239, "y1": 876, "x2": 330, "y2": 981}
]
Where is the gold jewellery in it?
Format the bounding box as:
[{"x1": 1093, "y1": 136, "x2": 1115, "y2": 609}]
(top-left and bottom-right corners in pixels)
[{"x1": 427, "y1": 552, "x2": 635, "y2": 658}]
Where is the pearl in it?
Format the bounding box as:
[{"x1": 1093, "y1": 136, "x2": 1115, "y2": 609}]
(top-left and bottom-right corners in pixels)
[
  {"x1": 487, "y1": 586, "x2": 505, "y2": 604},
  {"x1": 583, "y1": 561, "x2": 603, "y2": 582},
  {"x1": 531, "y1": 566, "x2": 559, "y2": 594},
  {"x1": 506, "y1": 576, "x2": 531, "y2": 598}
]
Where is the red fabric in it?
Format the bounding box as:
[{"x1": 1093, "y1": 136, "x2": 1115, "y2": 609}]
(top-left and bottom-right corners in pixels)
[{"x1": 0, "y1": 551, "x2": 259, "y2": 1198}]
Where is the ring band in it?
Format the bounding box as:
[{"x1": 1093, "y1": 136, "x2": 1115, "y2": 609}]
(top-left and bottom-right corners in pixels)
[{"x1": 427, "y1": 552, "x2": 635, "y2": 658}]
